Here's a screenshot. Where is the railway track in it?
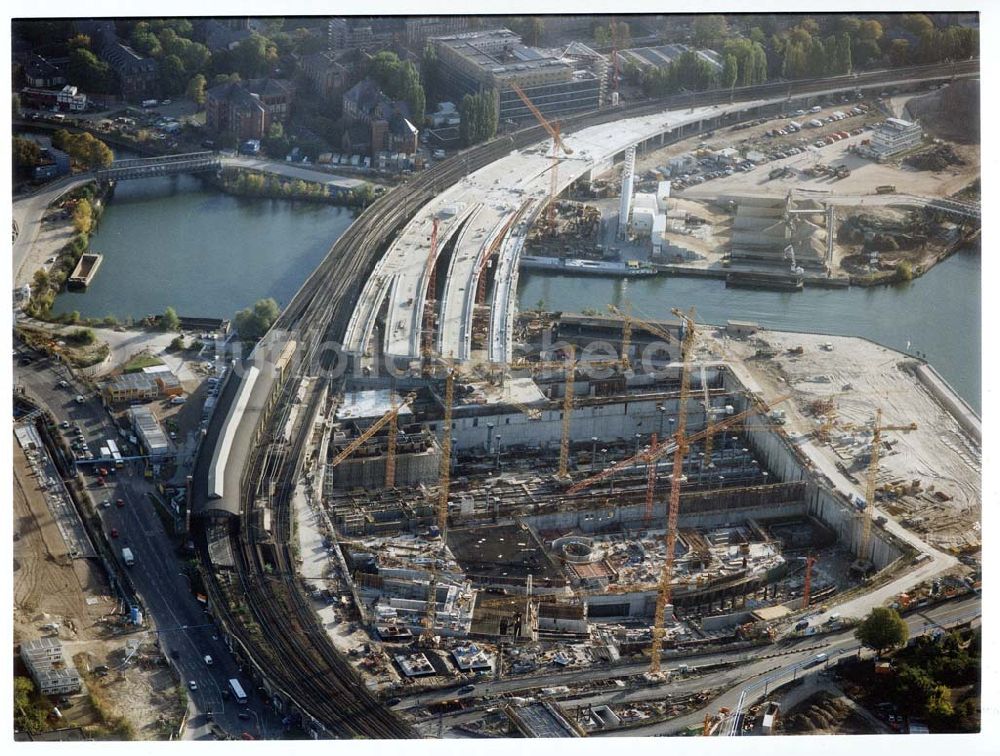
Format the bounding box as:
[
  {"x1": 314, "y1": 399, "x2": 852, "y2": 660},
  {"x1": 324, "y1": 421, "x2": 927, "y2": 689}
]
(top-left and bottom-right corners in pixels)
[{"x1": 195, "y1": 59, "x2": 978, "y2": 738}]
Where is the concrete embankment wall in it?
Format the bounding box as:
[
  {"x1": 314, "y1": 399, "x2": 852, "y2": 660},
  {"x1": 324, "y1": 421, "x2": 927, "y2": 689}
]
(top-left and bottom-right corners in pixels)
[
  {"x1": 914, "y1": 363, "x2": 981, "y2": 445},
  {"x1": 725, "y1": 368, "x2": 904, "y2": 569}
]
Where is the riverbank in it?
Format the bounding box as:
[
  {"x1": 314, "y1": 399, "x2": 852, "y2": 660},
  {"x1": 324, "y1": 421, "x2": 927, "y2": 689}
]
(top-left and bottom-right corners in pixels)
[
  {"x1": 22, "y1": 181, "x2": 109, "y2": 321},
  {"x1": 201, "y1": 167, "x2": 375, "y2": 209}
]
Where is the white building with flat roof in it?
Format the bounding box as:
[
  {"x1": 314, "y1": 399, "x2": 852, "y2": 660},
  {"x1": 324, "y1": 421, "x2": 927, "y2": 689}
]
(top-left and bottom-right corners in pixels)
[
  {"x1": 870, "y1": 117, "x2": 922, "y2": 159},
  {"x1": 21, "y1": 637, "x2": 82, "y2": 696}
]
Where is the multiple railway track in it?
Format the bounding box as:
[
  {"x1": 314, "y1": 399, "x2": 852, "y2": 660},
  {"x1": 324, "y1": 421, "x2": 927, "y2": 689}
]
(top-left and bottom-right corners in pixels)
[{"x1": 193, "y1": 59, "x2": 977, "y2": 738}]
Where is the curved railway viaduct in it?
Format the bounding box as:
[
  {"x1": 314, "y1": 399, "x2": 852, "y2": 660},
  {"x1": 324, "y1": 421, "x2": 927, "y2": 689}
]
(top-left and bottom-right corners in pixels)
[{"x1": 189, "y1": 60, "x2": 978, "y2": 738}]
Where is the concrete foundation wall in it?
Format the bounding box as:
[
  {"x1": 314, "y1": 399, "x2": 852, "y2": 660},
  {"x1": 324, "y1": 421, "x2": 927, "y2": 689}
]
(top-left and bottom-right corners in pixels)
[
  {"x1": 332, "y1": 448, "x2": 441, "y2": 489},
  {"x1": 449, "y1": 395, "x2": 714, "y2": 452},
  {"x1": 805, "y1": 482, "x2": 903, "y2": 569},
  {"x1": 523, "y1": 499, "x2": 806, "y2": 535}
]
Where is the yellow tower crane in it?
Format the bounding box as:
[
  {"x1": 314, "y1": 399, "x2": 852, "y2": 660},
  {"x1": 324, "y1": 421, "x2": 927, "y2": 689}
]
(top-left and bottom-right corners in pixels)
[
  {"x1": 329, "y1": 393, "x2": 417, "y2": 469},
  {"x1": 857, "y1": 409, "x2": 916, "y2": 570},
  {"x1": 509, "y1": 81, "x2": 574, "y2": 229},
  {"x1": 424, "y1": 369, "x2": 456, "y2": 640},
  {"x1": 649, "y1": 307, "x2": 696, "y2": 675},
  {"x1": 558, "y1": 344, "x2": 576, "y2": 479}
]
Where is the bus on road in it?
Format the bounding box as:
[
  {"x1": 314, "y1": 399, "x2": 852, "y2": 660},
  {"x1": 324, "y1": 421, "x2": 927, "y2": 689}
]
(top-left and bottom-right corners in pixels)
[{"x1": 229, "y1": 678, "x2": 248, "y2": 705}]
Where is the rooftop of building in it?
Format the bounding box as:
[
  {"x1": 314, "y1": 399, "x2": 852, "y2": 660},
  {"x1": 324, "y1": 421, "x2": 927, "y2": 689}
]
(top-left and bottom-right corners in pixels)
[
  {"x1": 434, "y1": 28, "x2": 585, "y2": 77},
  {"x1": 107, "y1": 372, "x2": 158, "y2": 391}
]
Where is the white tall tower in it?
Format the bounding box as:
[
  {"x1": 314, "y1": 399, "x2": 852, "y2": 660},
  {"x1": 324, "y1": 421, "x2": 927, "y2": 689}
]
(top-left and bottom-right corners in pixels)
[{"x1": 617, "y1": 146, "x2": 636, "y2": 239}]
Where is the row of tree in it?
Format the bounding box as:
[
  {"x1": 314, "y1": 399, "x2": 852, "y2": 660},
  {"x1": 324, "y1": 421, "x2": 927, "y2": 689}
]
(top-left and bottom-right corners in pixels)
[
  {"x1": 459, "y1": 90, "x2": 498, "y2": 147},
  {"x1": 51, "y1": 128, "x2": 114, "y2": 170}
]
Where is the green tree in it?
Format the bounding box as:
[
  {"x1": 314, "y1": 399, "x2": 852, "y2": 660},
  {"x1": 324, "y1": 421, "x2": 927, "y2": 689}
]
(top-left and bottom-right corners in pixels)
[
  {"x1": 32, "y1": 268, "x2": 50, "y2": 292},
  {"x1": 902, "y1": 13, "x2": 935, "y2": 37},
  {"x1": 68, "y1": 47, "x2": 112, "y2": 92},
  {"x1": 722, "y1": 54, "x2": 739, "y2": 90},
  {"x1": 14, "y1": 676, "x2": 47, "y2": 734},
  {"x1": 169, "y1": 335, "x2": 185, "y2": 351},
  {"x1": 68, "y1": 33, "x2": 91, "y2": 51},
  {"x1": 856, "y1": 607, "x2": 909, "y2": 656},
  {"x1": 421, "y1": 43, "x2": 440, "y2": 103},
  {"x1": 162, "y1": 306, "x2": 180, "y2": 331},
  {"x1": 72, "y1": 199, "x2": 93, "y2": 236},
  {"x1": 234, "y1": 297, "x2": 280, "y2": 342},
  {"x1": 859, "y1": 19, "x2": 884, "y2": 42},
  {"x1": 159, "y1": 54, "x2": 187, "y2": 96},
  {"x1": 13, "y1": 136, "x2": 41, "y2": 179},
  {"x1": 888, "y1": 39, "x2": 911, "y2": 67},
  {"x1": 693, "y1": 15, "x2": 729, "y2": 47},
  {"x1": 186, "y1": 73, "x2": 207, "y2": 106},
  {"x1": 69, "y1": 327, "x2": 95, "y2": 345},
  {"x1": 527, "y1": 17, "x2": 545, "y2": 47},
  {"x1": 232, "y1": 34, "x2": 277, "y2": 78}
]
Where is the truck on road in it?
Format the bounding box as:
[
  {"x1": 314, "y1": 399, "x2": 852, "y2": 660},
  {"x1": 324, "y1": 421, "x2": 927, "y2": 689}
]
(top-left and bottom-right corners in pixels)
[{"x1": 122, "y1": 547, "x2": 135, "y2": 566}]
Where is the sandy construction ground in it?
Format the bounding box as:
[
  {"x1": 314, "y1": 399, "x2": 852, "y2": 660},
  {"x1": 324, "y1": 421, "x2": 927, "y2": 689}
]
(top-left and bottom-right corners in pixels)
[{"x1": 709, "y1": 329, "x2": 980, "y2": 556}]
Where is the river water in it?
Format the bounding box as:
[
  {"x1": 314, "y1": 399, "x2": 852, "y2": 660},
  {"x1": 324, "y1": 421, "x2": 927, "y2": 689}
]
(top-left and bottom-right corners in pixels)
[
  {"x1": 518, "y1": 249, "x2": 981, "y2": 412},
  {"x1": 53, "y1": 172, "x2": 355, "y2": 324},
  {"x1": 48, "y1": 165, "x2": 979, "y2": 412}
]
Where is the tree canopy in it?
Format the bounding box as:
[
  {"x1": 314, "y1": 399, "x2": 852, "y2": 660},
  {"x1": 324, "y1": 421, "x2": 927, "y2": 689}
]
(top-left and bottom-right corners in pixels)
[
  {"x1": 459, "y1": 90, "x2": 497, "y2": 146},
  {"x1": 368, "y1": 51, "x2": 427, "y2": 125},
  {"x1": 856, "y1": 606, "x2": 909, "y2": 656},
  {"x1": 13, "y1": 136, "x2": 42, "y2": 179},
  {"x1": 52, "y1": 129, "x2": 114, "y2": 170},
  {"x1": 234, "y1": 298, "x2": 281, "y2": 342}
]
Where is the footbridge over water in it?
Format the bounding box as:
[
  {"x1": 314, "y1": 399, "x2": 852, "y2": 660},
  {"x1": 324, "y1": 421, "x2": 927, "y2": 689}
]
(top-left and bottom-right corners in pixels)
[{"x1": 95, "y1": 152, "x2": 221, "y2": 181}]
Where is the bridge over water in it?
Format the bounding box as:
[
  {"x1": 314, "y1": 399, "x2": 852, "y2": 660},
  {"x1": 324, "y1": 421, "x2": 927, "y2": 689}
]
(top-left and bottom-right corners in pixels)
[{"x1": 95, "y1": 151, "x2": 221, "y2": 182}]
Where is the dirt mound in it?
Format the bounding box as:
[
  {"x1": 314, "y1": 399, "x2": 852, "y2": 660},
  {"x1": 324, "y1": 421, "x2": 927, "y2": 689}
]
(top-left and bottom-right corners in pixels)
[
  {"x1": 905, "y1": 144, "x2": 966, "y2": 172},
  {"x1": 905, "y1": 79, "x2": 980, "y2": 144}
]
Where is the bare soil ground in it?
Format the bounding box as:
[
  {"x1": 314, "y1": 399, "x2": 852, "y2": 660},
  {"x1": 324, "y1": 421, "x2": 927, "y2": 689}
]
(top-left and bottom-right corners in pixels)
[
  {"x1": 782, "y1": 690, "x2": 876, "y2": 735},
  {"x1": 715, "y1": 330, "x2": 981, "y2": 555},
  {"x1": 13, "y1": 443, "x2": 186, "y2": 739},
  {"x1": 13, "y1": 444, "x2": 111, "y2": 643}
]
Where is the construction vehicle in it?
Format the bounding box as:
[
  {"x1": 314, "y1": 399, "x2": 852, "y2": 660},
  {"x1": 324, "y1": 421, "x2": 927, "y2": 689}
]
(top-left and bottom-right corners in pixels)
[{"x1": 875, "y1": 185, "x2": 897, "y2": 194}]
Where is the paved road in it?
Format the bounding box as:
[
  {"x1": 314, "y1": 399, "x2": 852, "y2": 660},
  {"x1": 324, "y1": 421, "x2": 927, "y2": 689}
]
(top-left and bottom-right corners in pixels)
[
  {"x1": 599, "y1": 595, "x2": 980, "y2": 737},
  {"x1": 14, "y1": 352, "x2": 281, "y2": 740},
  {"x1": 402, "y1": 596, "x2": 978, "y2": 737},
  {"x1": 12, "y1": 174, "x2": 91, "y2": 288}
]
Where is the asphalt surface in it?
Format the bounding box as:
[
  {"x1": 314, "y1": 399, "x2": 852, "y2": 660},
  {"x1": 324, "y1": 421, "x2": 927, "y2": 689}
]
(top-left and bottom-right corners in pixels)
[
  {"x1": 13, "y1": 349, "x2": 281, "y2": 740},
  {"x1": 398, "y1": 595, "x2": 979, "y2": 738}
]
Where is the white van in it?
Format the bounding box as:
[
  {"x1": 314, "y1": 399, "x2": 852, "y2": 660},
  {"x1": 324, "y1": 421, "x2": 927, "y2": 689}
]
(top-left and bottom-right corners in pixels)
[{"x1": 204, "y1": 655, "x2": 213, "y2": 666}]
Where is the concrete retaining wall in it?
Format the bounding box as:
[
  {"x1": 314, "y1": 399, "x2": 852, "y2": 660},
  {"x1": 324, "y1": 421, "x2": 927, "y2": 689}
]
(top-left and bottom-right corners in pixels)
[{"x1": 914, "y1": 363, "x2": 981, "y2": 444}]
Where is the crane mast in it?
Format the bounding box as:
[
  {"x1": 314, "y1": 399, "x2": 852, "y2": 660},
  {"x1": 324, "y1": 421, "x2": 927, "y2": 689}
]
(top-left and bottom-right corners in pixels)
[
  {"x1": 424, "y1": 370, "x2": 455, "y2": 640},
  {"x1": 649, "y1": 307, "x2": 696, "y2": 674},
  {"x1": 558, "y1": 345, "x2": 576, "y2": 479},
  {"x1": 858, "y1": 409, "x2": 916, "y2": 567}
]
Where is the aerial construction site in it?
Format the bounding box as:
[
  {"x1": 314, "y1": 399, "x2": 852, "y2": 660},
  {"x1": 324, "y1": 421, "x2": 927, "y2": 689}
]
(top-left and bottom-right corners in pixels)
[{"x1": 179, "y1": 42, "x2": 981, "y2": 742}]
